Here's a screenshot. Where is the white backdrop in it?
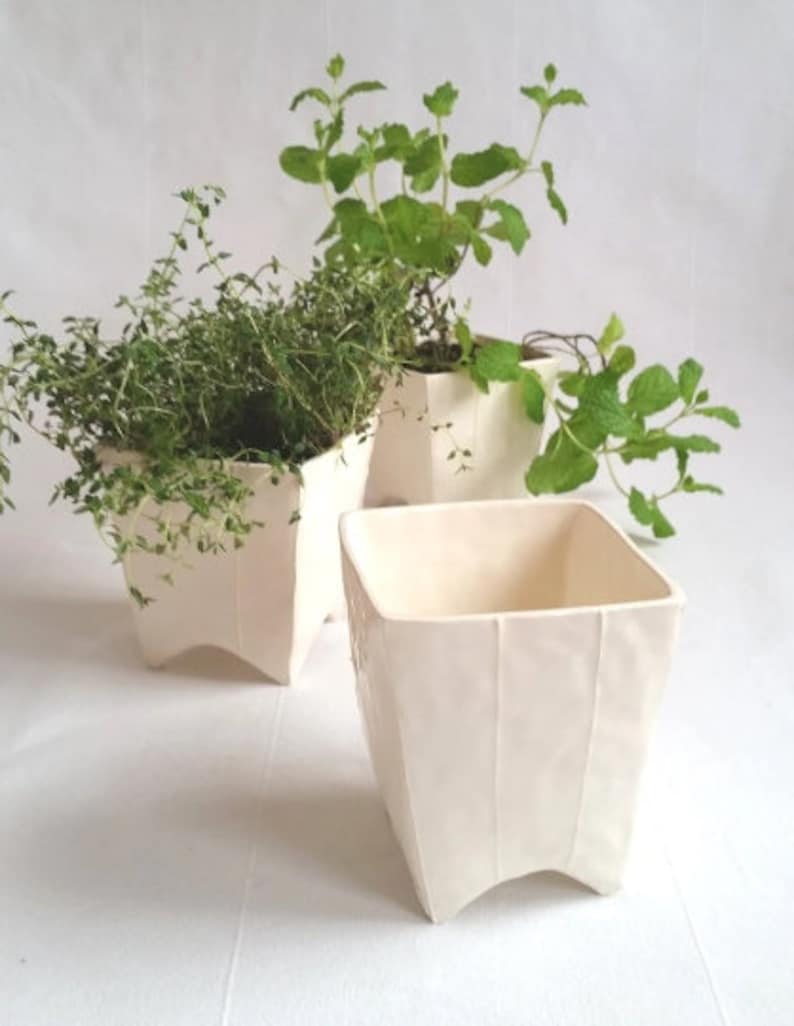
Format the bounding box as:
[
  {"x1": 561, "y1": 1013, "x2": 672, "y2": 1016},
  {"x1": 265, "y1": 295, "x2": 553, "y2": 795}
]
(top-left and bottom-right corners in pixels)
[{"x1": 2, "y1": 3, "x2": 794, "y2": 1025}]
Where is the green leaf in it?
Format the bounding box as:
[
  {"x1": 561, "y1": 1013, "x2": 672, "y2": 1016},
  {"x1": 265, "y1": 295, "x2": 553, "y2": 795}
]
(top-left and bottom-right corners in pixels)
[
  {"x1": 471, "y1": 233, "x2": 493, "y2": 266},
  {"x1": 609, "y1": 344, "x2": 636, "y2": 376},
  {"x1": 546, "y1": 187, "x2": 567, "y2": 224},
  {"x1": 341, "y1": 80, "x2": 386, "y2": 102},
  {"x1": 404, "y1": 136, "x2": 441, "y2": 176},
  {"x1": 289, "y1": 87, "x2": 331, "y2": 112},
  {"x1": 410, "y1": 167, "x2": 440, "y2": 193},
  {"x1": 333, "y1": 198, "x2": 388, "y2": 254},
  {"x1": 695, "y1": 405, "x2": 741, "y2": 428},
  {"x1": 677, "y1": 358, "x2": 704, "y2": 404},
  {"x1": 485, "y1": 200, "x2": 530, "y2": 254},
  {"x1": 423, "y1": 81, "x2": 459, "y2": 117},
  {"x1": 521, "y1": 369, "x2": 546, "y2": 424},
  {"x1": 620, "y1": 430, "x2": 720, "y2": 463},
  {"x1": 455, "y1": 319, "x2": 474, "y2": 361},
  {"x1": 520, "y1": 84, "x2": 549, "y2": 113},
  {"x1": 455, "y1": 200, "x2": 483, "y2": 229},
  {"x1": 670, "y1": 433, "x2": 721, "y2": 453},
  {"x1": 326, "y1": 54, "x2": 345, "y2": 80},
  {"x1": 559, "y1": 371, "x2": 586, "y2": 397},
  {"x1": 540, "y1": 160, "x2": 554, "y2": 187},
  {"x1": 682, "y1": 477, "x2": 724, "y2": 495},
  {"x1": 326, "y1": 153, "x2": 360, "y2": 192},
  {"x1": 596, "y1": 312, "x2": 625, "y2": 356},
  {"x1": 628, "y1": 488, "x2": 675, "y2": 538},
  {"x1": 579, "y1": 371, "x2": 640, "y2": 438},
  {"x1": 551, "y1": 88, "x2": 587, "y2": 107},
  {"x1": 474, "y1": 341, "x2": 521, "y2": 382},
  {"x1": 544, "y1": 63, "x2": 557, "y2": 84},
  {"x1": 469, "y1": 365, "x2": 490, "y2": 393},
  {"x1": 526, "y1": 431, "x2": 598, "y2": 494},
  {"x1": 626, "y1": 364, "x2": 679, "y2": 415},
  {"x1": 279, "y1": 146, "x2": 323, "y2": 184},
  {"x1": 378, "y1": 122, "x2": 413, "y2": 160},
  {"x1": 450, "y1": 144, "x2": 523, "y2": 187}
]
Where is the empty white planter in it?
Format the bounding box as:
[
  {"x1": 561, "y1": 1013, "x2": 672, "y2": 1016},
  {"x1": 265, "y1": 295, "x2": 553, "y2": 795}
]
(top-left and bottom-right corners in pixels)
[
  {"x1": 366, "y1": 355, "x2": 557, "y2": 506},
  {"x1": 341, "y1": 499, "x2": 684, "y2": 922},
  {"x1": 108, "y1": 432, "x2": 373, "y2": 685}
]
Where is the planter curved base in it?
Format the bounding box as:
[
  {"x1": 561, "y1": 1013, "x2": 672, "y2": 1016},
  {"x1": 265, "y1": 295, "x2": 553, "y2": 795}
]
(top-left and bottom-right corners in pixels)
[
  {"x1": 114, "y1": 433, "x2": 373, "y2": 685},
  {"x1": 341, "y1": 499, "x2": 684, "y2": 923}
]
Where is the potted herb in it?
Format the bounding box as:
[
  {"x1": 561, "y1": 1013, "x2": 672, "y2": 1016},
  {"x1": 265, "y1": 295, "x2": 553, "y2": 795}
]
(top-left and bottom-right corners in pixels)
[
  {"x1": 522, "y1": 316, "x2": 741, "y2": 537},
  {"x1": 280, "y1": 55, "x2": 585, "y2": 504},
  {"x1": 0, "y1": 186, "x2": 406, "y2": 683}
]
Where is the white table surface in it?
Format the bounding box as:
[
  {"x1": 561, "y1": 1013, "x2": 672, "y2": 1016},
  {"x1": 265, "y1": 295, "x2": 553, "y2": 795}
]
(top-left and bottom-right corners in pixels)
[{"x1": 1, "y1": 427, "x2": 792, "y2": 1026}]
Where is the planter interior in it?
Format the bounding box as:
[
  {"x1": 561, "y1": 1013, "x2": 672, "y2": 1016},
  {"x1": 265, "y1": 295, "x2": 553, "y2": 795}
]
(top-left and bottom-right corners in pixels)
[
  {"x1": 366, "y1": 355, "x2": 558, "y2": 507},
  {"x1": 341, "y1": 499, "x2": 684, "y2": 922}
]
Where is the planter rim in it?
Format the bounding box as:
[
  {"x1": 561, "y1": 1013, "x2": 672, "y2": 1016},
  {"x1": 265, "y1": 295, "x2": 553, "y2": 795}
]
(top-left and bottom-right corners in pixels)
[
  {"x1": 397, "y1": 355, "x2": 557, "y2": 382},
  {"x1": 97, "y1": 427, "x2": 372, "y2": 476},
  {"x1": 340, "y1": 496, "x2": 685, "y2": 624}
]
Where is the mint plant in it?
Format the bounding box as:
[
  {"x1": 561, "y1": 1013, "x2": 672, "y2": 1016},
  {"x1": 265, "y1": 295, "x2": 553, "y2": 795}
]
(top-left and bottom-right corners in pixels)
[
  {"x1": 519, "y1": 316, "x2": 741, "y2": 536},
  {"x1": 0, "y1": 186, "x2": 407, "y2": 602},
  {"x1": 280, "y1": 54, "x2": 586, "y2": 370}
]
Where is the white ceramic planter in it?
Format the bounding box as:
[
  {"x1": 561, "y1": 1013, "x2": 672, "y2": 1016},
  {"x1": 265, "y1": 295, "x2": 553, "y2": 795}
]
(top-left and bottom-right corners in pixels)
[
  {"x1": 365, "y1": 355, "x2": 558, "y2": 506},
  {"x1": 108, "y1": 432, "x2": 373, "y2": 685},
  {"x1": 341, "y1": 498, "x2": 684, "y2": 922}
]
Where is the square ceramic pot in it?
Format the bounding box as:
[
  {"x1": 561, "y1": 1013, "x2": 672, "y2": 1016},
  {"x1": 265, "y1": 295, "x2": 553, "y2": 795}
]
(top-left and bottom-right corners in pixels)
[
  {"x1": 365, "y1": 355, "x2": 558, "y2": 506},
  {"x1": 108, "y1": 432, "x2": 373, "y2": 685},
  {"x1": 340, "y1": 498, "x2": 684, "y2": 922}
]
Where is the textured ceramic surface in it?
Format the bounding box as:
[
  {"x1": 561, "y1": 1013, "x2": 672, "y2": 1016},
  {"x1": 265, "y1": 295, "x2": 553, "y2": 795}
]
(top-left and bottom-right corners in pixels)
[
  {"x1": 109, "y1": 432, "x2": 373, "y2": 684},
  {"x1": 341, "y1": 498, "x2": 685, "y2": 922},
  {"x1": 365, "y1": 356, "x2": 558, "y2": 507}
]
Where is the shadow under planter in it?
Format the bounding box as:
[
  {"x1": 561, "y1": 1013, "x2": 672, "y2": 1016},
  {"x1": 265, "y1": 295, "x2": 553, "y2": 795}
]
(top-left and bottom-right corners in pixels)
[
  {"x1": 108, "y1": 432, "x2": 373, "y2": 685},
  {"x1": 366, "y1": 356, "x2": 558, "y2": 507},
  {"x1": 340, "y1": 498, "x2": 684, "y2": 923}
]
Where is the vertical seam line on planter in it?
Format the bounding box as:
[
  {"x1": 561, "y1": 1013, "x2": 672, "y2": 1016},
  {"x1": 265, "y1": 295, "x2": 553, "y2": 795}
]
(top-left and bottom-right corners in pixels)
[
  {"x1": 218, "y1": 688, "x2": 285, "y2": 1026},
  {"x1": 566, "y1": 609, "x2": 606, "y2": 872},
  {"x1": 233, "y1": 545, "x2": 244, "y2": 657},
  {"x1": 381, "y1": 621, "x2": 435, "y2": 921},
  {"x1": 493, "y1": 615, "x2": 503, "y2": 882}
]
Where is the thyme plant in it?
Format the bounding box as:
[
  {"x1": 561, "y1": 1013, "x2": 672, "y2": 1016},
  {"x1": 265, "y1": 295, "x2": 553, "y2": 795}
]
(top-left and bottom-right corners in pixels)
[{"x1": 0, "y1": 186, "x2": 407, "y2": 602}]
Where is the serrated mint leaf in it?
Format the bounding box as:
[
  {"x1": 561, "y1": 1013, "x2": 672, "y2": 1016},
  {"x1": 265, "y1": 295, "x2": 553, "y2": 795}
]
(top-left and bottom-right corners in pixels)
[
  {"x1": 411, "y1": 166, "x2": 441, "y2": 194},
  {"x1": 579, "y1": 371, "x2": 640, "y2": 438},
  {"x1": 544, "y1": 63, "x2": 557, "y2": 84},
  {"x1": 521, "y1": 369, "x2": 546, "y2": 423},
  {"x1": 471, "y1": 233, "x2": 493, "y2": 266},
  {"x1": 341, "y1": 80, "x2": 386, "y2": 102},
  {"x1": 326, "y1": 54, "x2": 345, "y2": 80},
  {"x1": 455, "y1": 200, "x2": 483, "y2": 229},
  {"x1": 404, "y1": 136, "x2": 440, "y2": 176},
  {"x1": 695, "y1": 405, "x2": 741, "y2": 428},
  {"x1": 628, "y1": 488, "x2": 675, "y2": 538},
  {"x1": 469, "y1": 365, "x2": 490, "y2": 394},
  {"x1": 546, "y1": 187, "x2": 567, "y2": 224},
  {"x1": 486, "y1": 199, "x2": 530, "y2": 254},
  {"x1": 677, "y1": 358, "x2": 703, "y2": 404},
  {"x1": 326, "y1": 153, "x2": 360, "y2": 192},
  {"x1": 526, "y1": 431, "x2": 598, "y2": 494},
  {"x1": 474, "y1": 341, "x2": 521, "y2": 382},
  {"x1": 289, "y1": 87, "x2": 331, "y2": 112},
  {"x1": 378, "y1": 122, "x2": 413, "y2": 159},
  {"x1": 559, "y1": 372, "x2": 586, "y2": 397},
  {"x1": 423, "y1": 81, "x2": 459, "y2": 117},
  {"x1": 520, "y1": 84, "x2": 549, "y2": 113},
  {"x1": 551, "y1": 88, "x2": 587, "y2": 106},
  {"x1": 450, "y1": 144, "x2": 523, "y2": 187},
  {"x1": 626, "y1": 364, "x2": 679, "y2": 415},
  {"x1": 596, "y1": 312, "x2": 625, "y2": 356},
  {"x1": 279, "y1": 146, "x2": 323, "y2": 184},
  {"x1": 454, "y1": 319, "x2": 474, "y2": 361},
  {"x1": 629, "y1": 486, "x2": 655, "y2": 525},
  {"x1": 609, "y1": 344, "x2": 636, "y2": 376},
  {"x1": 683, "y1": 477, "x2": 724, "y2": 495}
]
